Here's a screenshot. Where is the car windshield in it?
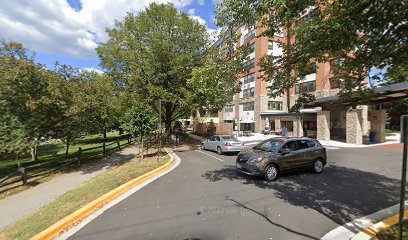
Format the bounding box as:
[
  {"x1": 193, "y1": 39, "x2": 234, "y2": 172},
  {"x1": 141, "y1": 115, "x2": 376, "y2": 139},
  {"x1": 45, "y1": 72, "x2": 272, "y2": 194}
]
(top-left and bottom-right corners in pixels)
[
  {"x1": 253, "y1": 139, "x2": 283, "y2": 151},
  {"x1": 221, "y1": 136, "x2": 239, "y2": 141}
]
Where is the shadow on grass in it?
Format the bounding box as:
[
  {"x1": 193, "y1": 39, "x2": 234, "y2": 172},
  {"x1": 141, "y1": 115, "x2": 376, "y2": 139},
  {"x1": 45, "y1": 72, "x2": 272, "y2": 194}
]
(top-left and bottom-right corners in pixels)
[{"x1": 202, "y1": 165, "x2": 400, "y2": 228}]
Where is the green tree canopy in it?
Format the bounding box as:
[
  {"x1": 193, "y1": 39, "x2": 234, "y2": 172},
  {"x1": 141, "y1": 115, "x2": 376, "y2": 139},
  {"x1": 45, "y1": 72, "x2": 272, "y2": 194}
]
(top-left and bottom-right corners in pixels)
[
  {"x1": 97, "y1": 3, "x2": 209, "y2": 132},
  {"x1": 0, "y1": 41, "x2": 72, "y2": 159}
]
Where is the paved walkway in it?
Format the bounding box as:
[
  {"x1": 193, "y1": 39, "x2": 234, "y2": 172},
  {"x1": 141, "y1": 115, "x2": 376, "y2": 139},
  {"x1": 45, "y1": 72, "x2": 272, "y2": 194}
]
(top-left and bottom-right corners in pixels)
[{"x1": 0, "y1": 144, "x2": 140, "y2": 229}]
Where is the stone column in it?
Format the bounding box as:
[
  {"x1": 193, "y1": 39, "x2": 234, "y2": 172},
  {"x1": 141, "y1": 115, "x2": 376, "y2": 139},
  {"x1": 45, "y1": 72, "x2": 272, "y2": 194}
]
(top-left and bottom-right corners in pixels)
[
  {"x1": 346, "y1": 109, "x2": 363, "y2": 144},
  {"x1": 317, "y1": 111, "x2": 330, "y2": 140},
  {"x1": 369, "y1": 110, "x2": 387, "y2": 143},
  {"x1": 293, "y1": 116, "x2": 303, "y2": 137},
  {"x1": 275, "y1": 118, "x2": 281, "y2": 131},
  {"x1": 357, "y1": 105, "x2": 369, "y2": 135}
]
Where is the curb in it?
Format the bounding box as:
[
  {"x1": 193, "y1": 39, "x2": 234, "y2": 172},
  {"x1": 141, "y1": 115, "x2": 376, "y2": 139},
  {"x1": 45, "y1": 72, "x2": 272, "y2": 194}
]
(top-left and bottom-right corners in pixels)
[
  {"x1": 352, "y1": 210, "x2": 408, "y2": 240},
  {"x1": 321, "y1": 201, "x2": 408, "y2": 240},
  {"x1": 31, "y1": 149, "x2": 177, "y2": 240}
]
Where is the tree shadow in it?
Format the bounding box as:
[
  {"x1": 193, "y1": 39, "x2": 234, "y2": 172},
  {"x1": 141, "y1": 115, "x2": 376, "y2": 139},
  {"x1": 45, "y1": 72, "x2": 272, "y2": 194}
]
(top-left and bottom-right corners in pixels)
[
  {"x1": 202, "y1": 165, "x2": 401, "y2": 228},
  {"x1": 225, "y1": 196, "x2": 319, "y2": 240}
]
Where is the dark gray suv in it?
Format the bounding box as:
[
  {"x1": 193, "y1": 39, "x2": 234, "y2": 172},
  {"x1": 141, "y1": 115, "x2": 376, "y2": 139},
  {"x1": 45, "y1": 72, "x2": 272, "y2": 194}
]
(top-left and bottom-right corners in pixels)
[{"x1": 236, "y1": 137, "x2": 327, "y2": 181}]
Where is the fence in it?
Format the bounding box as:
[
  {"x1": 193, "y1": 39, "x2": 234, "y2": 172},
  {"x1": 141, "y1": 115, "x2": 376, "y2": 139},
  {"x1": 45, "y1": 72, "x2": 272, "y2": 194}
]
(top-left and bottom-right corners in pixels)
[{"x1": 0, "y1": 135, "x2": 146, "y2": 189}]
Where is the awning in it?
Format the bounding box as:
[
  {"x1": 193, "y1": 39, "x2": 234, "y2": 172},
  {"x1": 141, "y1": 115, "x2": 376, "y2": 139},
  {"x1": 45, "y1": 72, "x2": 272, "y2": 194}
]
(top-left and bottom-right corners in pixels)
[
  {"x1": 240, "y1": 119, "x2": 256, "y2": 123},
  {"x1": 305, "y1": 82, "x2": 408, "y2": 108}
]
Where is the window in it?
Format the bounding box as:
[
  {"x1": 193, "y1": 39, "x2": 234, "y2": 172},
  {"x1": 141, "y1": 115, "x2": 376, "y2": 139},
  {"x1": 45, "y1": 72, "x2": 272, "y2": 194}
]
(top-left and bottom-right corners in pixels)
[
  {"x1": 268, "y1": 41, "x2": 274, "y2": 50},
  {"x1": 307, "y1": 140, "x2": 316, "y2": 148},
  {"x1": 209, "y1": 109, "x2": 218, "y2": 117},
  {"x1": 268, "y1": 101, "x2": 282, "y2": 110},
  {"x1": 209, "y1": 136, "x2": 216, "y2": 141},
  {"x1": 243, "y1": 73, "x2": 255, "y2": 84},
  {"x1": 281, "y1": 141, "x2": 296, "y2": 151},
  {"x1": 330, "y1": 58, "x2": 344, "y2": 75},
  {"x1": 242, "y1": 87, "x2": 255, "y2": 98},
  {"x1": 242, "y1": 102, "x2": 254, "y2": 111},
  {"x1": 267, "y1": 88, "x2": 272, "y2": 96},
  {"x1": 224, "y1": 105, "x2": 234, "y2": 113},
  {"x1": 296, "y1": 140, "x2": 310, "y2": 150},
  {"x1": 243, "y1": 58, "x2": 255, "y2": 70},
  {"x1": 281, "y1": 121, "x2": 294, "y2": 131},
  {"x1": 253, "y1": 140, "x2": 283, "y2": 152},
  {"x1": 243, "y1": 28, "x2": 256, "y2": 44},
  {"x1": 295, "y1": 80, "x2": 316, "y2": 94},
  {"x1": 249, "y1": 44, "x2": 255, "y2": 54}
]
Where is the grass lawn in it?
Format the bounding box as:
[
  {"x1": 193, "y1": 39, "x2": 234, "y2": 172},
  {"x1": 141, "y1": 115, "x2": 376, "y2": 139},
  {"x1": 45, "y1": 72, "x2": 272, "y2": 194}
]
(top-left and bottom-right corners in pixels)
[
  {"x1": 0, "y1": 132, "x2": 136, "y2": 200},
  {"x1": 376, "y1": 222, "x2": 408, "y2": 240},
  {"x1": 0, "y1": 152, "x2": 169, "y2": 240}
]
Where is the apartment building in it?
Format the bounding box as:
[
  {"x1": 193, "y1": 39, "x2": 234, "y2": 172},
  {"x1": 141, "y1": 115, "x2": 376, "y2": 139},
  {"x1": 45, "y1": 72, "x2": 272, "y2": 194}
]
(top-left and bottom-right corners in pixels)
[{"x1": 216, "y1": 20, "x2": 343, "y2": 137}]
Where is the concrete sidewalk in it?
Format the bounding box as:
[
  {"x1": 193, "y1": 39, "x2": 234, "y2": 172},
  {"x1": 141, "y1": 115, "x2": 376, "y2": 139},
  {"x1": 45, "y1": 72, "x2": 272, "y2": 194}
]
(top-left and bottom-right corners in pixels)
[{"x1": 0, "y1": 144, "x2": 140, "y2": 229}]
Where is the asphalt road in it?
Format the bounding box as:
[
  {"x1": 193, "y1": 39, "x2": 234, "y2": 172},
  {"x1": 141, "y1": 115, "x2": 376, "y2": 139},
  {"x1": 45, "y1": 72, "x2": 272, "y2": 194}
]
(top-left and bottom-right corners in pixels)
[{"x1": 70, "y1": 146, "x2": 403, "y2": 240}]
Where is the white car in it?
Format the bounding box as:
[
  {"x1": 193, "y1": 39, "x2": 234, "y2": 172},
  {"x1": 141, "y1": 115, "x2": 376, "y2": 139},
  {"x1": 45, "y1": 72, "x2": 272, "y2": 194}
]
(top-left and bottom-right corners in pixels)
[{"x1": 201, "y1": 135, "x2": 247, "y2": 155}]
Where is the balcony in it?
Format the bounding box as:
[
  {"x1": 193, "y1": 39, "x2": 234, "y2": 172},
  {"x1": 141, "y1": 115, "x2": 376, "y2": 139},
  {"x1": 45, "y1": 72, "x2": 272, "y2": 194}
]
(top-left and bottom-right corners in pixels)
[{"x1": 243, "y1": 29, "x2": 256, "y2": 44}]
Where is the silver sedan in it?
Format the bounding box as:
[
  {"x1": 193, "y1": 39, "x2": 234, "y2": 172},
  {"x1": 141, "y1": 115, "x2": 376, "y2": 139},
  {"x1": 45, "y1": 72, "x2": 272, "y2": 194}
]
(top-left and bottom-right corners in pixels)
[{"x1": 201, "y1": 135, "x2": 247, "y2": 155}]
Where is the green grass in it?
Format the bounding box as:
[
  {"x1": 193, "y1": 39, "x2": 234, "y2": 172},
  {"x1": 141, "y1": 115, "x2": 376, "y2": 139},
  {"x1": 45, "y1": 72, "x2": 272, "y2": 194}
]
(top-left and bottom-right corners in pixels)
[
  {"x1": 376, "y1": 222, "x2": 408, "y2": 240},
  {"x1": 0, "y1": 132, "x2": 136, "y2": 199},
  {"x1": 0, "y1": 155, "x2": 168, "y2": 240}
]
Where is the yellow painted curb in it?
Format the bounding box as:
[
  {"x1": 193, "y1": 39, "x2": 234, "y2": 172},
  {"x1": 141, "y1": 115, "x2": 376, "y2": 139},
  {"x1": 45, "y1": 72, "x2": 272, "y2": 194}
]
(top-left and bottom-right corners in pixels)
[
  {"x1": 353, "y1": 210, "x2": 408, "y2": 240},
  {"x1": 31, "y1": 149, "x2": 175, "y2": 240}
]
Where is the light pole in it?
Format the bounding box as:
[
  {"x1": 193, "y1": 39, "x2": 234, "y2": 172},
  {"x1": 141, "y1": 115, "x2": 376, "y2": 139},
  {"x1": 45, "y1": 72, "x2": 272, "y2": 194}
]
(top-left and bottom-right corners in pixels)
[
  {"x1": 398, "y1": 115, "x2": 408, "y2": 240},
  {"x1": 158, "y1": 99, "x2": 162, "y2": 159}
]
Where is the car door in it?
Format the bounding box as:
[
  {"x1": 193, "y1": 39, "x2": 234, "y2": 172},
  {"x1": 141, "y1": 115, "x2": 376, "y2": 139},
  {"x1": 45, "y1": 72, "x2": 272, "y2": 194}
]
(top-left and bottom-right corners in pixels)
[
  {"x1": 214, "y1": 136, "x2": 221, "y2": 151},
  {"x1": 206, "y1": 136, "x2": 215, "y2": 150},
  {"x1": 295, "y1": 140, "x2": 312, "y2": 167},
  {"x1": 279, "y1": 141, "x2": 304, "y2": 170}
]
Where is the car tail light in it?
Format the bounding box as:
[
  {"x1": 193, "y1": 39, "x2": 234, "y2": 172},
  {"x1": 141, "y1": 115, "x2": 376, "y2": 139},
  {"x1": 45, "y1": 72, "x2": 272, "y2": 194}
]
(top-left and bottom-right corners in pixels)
[{"x1": 225, "y1": 142, "x2": 232, "y2": 147}]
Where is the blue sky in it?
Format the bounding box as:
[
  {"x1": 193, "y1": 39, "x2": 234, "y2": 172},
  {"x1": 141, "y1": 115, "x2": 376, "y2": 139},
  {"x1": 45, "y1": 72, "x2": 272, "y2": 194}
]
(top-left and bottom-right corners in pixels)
[{"x1": 0, "y1": 0, "x2": 218, "y2": 71}]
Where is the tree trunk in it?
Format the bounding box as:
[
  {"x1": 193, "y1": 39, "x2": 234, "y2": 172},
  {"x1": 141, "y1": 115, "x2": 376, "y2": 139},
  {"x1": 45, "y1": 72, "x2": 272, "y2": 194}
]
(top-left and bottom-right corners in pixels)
[
  {"x1": 285, "y1": 21, "x2": 292, "y2": 113},
  {"x1": 30, "y1": 140, "x2": 39, "y2": 161},
  {"x1": 65, "y1": 137, "x2": 70, "y2": 156},
  {"x1": 140, "y1": 135, "x2": 144, "y2": 161},
  {"x1": 165, "y1": 104, "x2": 173, "y2": 134},
  {"x1": 286, "y1": 87, "x2": 291, "y2": 112}
]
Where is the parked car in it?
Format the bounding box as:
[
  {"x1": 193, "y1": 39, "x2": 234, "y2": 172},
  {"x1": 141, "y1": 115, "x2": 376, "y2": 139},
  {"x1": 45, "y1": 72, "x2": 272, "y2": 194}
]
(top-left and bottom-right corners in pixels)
[
  {"x1": 262, "y1": 127, "x2": 270, "y2": 135},
  {"x1": 236, "y1": 137, "x2": 327, "y2": 181},
  {"x1": 201, "y1": 135, "x2": 247, "y2": 155}
]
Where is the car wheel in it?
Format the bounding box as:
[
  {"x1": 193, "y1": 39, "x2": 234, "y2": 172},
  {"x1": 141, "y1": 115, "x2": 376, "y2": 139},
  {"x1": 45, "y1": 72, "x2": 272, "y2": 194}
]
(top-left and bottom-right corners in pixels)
[
  {"x1": 217, "y1": 146, "x2": 223, "y2": 155},
  {"x1": 201, "y1": 144, "x2": 205, "y2": 150},
  {"x1": 264, "y1": 164, "x2": 278, "y2": 182},
  {"x1": 313, "y1": 158, "x2": 324, "y2": 173}
]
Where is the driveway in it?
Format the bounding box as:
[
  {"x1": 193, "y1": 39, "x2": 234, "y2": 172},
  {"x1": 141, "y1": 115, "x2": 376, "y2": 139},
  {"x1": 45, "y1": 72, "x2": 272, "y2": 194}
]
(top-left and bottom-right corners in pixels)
[{"x1": 70, "y1": 146, "x2": 402, "y2": 240}]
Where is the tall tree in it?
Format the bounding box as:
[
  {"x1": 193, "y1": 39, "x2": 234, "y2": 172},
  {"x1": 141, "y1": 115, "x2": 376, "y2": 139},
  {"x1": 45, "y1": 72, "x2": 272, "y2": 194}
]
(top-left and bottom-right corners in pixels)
[
  {"x1": 97, "y1": 3, "x2": 208, "y2": 133},
  {"x1": 187, "y1": 45, "x2": 245, "y2": 111},
  {"x1": 72, "y1": 71, "x2": 118, "y2": 140},
  {"x1": 0, "y1": 41, "x2": 70, "y2": 160}
]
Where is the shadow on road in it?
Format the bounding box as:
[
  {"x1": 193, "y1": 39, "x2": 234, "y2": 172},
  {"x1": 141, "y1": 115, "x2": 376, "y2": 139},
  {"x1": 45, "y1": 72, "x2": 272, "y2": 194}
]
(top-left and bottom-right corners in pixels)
[
  {"x1": 202, "y1": 165, "x2": 400, "y2": 227},
  {"x1": 225, "y1": 196, "x2": 319, "y2": 240}
]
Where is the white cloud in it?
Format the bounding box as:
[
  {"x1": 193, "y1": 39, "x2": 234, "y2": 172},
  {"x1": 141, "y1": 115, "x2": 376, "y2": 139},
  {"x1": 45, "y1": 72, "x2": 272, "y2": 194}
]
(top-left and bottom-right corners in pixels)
[
  {"x1": 187, "y1": 8, "x2": 196, "y2": 15},
  {"x1": 81, "y1": 67, "x2": 104, "y2": 74},
  {"x1": 197, "y1": 0, "x2": 205, "y2": 6},
  {"x1": 0, "y1": 0, "x2": 198, "y2": 59}
]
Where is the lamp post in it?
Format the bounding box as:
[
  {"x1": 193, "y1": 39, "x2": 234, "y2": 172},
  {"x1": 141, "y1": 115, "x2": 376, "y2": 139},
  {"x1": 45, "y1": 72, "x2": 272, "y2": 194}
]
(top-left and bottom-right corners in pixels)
[{"x1": 398, "y1": 115, "x2": 408, "y2": 240}]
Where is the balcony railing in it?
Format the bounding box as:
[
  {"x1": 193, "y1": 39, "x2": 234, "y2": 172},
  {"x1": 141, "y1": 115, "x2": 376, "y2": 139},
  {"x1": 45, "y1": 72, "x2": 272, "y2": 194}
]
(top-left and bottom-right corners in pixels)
[{"x1": 243, "y1": 29, "x2": 256, "y2": 44}]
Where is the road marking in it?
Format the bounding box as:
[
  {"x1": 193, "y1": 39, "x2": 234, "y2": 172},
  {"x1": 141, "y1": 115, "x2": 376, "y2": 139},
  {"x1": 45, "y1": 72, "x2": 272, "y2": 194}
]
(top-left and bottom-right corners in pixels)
[{"x1": 195, "y1": 150, "x2": 224, "y2": 162}]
